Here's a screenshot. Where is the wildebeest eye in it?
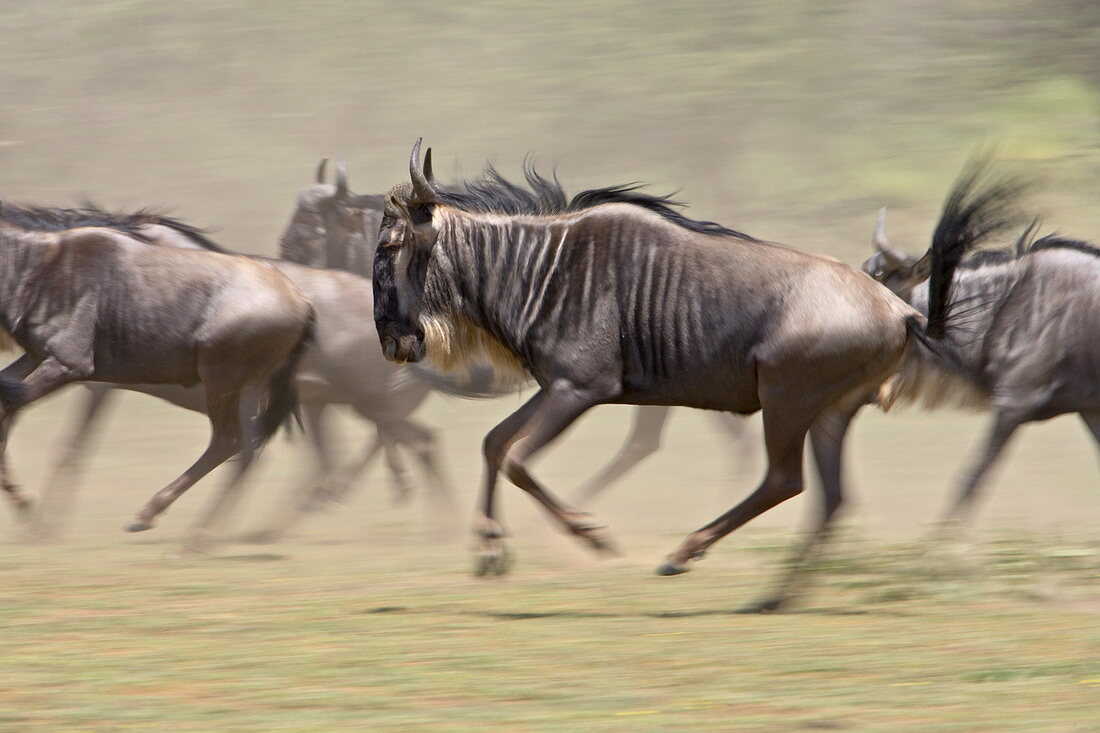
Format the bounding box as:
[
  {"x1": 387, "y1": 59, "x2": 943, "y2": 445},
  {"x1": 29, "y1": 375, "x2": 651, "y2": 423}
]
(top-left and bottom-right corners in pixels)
[{"x1": 874, "y1": 269, "x2": 884, "y2": 279}]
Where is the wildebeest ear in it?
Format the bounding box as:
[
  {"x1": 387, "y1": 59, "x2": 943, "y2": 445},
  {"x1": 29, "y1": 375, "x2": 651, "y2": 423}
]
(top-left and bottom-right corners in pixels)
[
  {"x1": 408, "y1": 138, "x2": 437, "y2": 205},
  {"x1": 910, "y1": 252, "x2": 932, "y2": 282}
]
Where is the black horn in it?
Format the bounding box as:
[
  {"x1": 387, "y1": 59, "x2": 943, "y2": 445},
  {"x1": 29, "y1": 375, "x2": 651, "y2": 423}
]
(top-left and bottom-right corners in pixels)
[
  {"x1": 409, "y1": 138, "x2": 435, "y2": 203},
  {"x1": 424, "y1": 147, "x2": 435, "y2": 183},
  {"x1": 315, "y1": 157, "x2": 329, "y2": 184},
  {"x1": 335, "y1": 161, "x2": 348, "y2": 200}
]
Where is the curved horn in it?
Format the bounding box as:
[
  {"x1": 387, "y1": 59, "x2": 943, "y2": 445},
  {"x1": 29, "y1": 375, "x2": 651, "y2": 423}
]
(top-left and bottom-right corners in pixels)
[
  {"x1": 423, "y1": 147, "x2": 435, "y2": 183},
  {"x1": 872, "y1": 207, "x2": 905, "y2": 260},
  {"x1": 315, "y1": 157, "x2": 329, "y2": 184},
  {"x1": 409, "y1": 137, "x2": 435, "y2": 203},
  {"x1": 335, "y1": 161, "x2": 348, "y2": 200}
]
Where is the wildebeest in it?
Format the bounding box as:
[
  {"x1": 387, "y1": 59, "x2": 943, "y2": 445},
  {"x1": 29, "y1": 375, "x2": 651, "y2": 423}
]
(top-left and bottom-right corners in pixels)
[
  {"x1": 280, "y1": 158, "x2": 757, "y2": 509},
  {"x1": 0, "y1": 202, "x2": 314, "y2": 546},
  {"x1": 30, "y1": 204, "x2": 494, "y2": 546},
  {"x1": 278, "y1": 158, "x2": 383, "y2": 276},
  {"x1": 371, "y1": 141, "x2": 1009, "y2": 610},
  {"x1": 863, "y1": 166, "x2": 1100, "y2": 525}
]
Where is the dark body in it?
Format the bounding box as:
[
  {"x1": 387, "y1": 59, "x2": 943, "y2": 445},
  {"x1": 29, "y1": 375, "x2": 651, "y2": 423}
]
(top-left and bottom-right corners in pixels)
[
  {"x1": 371, "y1": 142, "x2": 969, "y2": 610},
  {"x1": 35, "y1": 214, "x2": 470, "y2": 545},
  {"x1": 865, "y1": 209, "x2": 1100, "y2": 522},
  {"x1": 0, "y1": 205, "x2": 313, "y2": 545}
]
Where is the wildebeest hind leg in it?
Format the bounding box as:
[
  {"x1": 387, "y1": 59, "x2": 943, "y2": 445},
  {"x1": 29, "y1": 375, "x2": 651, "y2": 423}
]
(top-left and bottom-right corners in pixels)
[
  {"x1": 125, "y1": 389, "x2": 242, "y2": 532},
  {"x1": 498, "y1": 383, "x2": 618, "y2": 556},
  {"x1": 739, "y1": 399, "x2": 864, "y2": 613},
  {"x1": 182, "y1": 381, "x2": 268, "y2": 552},
  {"x1": 940, "y1": 409, "x2": 1023, "y2": 527},
  {"x1": 657, "y1": 400, "x2": 815, "y2": 580},
  {"x1": 246, "y1": 401, "x2": 337, "y2": 543}
]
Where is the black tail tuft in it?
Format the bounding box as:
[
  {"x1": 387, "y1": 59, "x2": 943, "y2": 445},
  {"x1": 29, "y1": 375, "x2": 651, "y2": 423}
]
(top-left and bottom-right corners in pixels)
[
  {"x1": 258, "y1": 307, "x2": 316, "y2": 441},
  {"x1": 904, "y1": 314, "x2": 985, "y2": 388},
  {"x1": 927, "y1": 152, "x2": 1028, "y2": 338}
]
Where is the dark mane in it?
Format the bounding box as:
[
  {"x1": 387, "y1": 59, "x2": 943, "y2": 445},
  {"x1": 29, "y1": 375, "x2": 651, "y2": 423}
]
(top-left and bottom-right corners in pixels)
[
  {"x1": 436, "y1": 163, "x2": 757, "y2": 240},
  {"x1": 0, "y1": 201, "x2": 153, "y2": 241},
  {"x1": 0, "y1": 201, "x2": 227, "y2": 252},
  {"x1": 1028, "y1": 234, "x2": 1100, "y2": 259}
]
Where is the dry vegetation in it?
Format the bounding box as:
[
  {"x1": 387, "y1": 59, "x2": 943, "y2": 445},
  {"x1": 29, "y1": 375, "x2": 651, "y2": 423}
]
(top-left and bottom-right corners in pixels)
[{"x1": 1, "y1": 1, "x2": 1100, "y2": 729}]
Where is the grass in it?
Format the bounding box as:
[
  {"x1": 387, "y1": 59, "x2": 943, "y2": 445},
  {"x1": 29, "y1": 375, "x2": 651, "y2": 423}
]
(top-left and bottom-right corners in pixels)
[{"x1": 0, "y1": 529, "x2": 1097, "y2": 731}]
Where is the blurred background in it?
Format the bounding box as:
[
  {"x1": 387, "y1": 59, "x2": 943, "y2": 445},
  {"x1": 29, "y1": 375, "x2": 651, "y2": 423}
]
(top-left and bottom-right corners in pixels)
[
  {"x1": 3, "y1": 0, "x2": 1099, "y2": 538},
  {"x1": 2, "y1": 2, "x2": 1099, "y2": 729}
]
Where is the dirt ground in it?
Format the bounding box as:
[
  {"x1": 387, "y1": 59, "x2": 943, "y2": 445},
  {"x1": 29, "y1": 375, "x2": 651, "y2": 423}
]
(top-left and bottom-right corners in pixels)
[{"x1": 0, "y1": 386, "x2": 1097, "y2": 731}]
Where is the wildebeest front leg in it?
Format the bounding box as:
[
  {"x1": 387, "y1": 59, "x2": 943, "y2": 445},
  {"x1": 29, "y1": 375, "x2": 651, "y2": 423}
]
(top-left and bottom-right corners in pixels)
[
  {"x1": 498, "y1": 382, "x2": 618, "y2": 556},
  {"x1": 382, "y1": 418, "x2": 458, "y2": 538},
  {"x1": 570, "y1": 405, "x2": 671, "y2": 506},
  {"x1": 0, "y1": 356, "x2": 80, "y2": 520},
  {"x1": 34, "y1": 384, "x2": 119, "y2": 538},
  {"x1": 475, "y1": 391, "x2": 546, "y2": 574}
]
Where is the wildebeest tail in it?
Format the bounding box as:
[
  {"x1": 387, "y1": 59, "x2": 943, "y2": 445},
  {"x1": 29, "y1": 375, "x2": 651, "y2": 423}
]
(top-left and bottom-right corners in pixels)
[
  {"x1": 258, "y1": 306, "x2": 316, "y2": 441},
  {"x1": 926, "y1": 152, "x2": 1027, "y2": 338},
  {"x1": 408, "y1": 363, "x2": 527, "y2": 398},
  {"x1": 879, "y1": 314, "x2": 989, "y2": 412}
]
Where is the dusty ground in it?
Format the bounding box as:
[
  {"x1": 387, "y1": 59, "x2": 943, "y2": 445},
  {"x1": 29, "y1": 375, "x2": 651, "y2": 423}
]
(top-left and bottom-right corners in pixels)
[{"x1": 0, "y1": 389, "x2": 1097, "y2": 731}]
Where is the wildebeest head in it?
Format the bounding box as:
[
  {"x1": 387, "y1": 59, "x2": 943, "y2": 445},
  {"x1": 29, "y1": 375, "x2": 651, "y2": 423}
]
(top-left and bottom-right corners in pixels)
[
  {"x1": 861, "y1": 208, "x2": 931, "y2": 300},
  {"x1": 279, "y1": 158, "x2": 384, "y2": 276},
  {"x1": 372, "y1": 139, "x2": 440, "y2": 365}
]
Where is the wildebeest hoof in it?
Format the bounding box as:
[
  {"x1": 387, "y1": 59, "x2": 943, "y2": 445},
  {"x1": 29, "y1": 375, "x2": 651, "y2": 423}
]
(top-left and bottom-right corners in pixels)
[
  {"x1": 655, "y1": 561, "x2": 690, "y2": 577},
  {"x1": 9, "y1": 492, "x2": 34, "y2": 520},
  {"x1": 474, "y1": 542, "x2": 513, "y2": 577},
  {"x1": 582, "y1": 530, "x2": 620, "y2": 557},
  {"x1": 124, "y1": 520, "x2": 155, "y2": 533},
  {"x1": 735, "y1": 597, "x2": 785, "y2": 614},
  {"x1": 240, "y1": 529, "x2": 280, "y2": 545},
  {"x1": 166, "y1": 545, "x2": 210, "y2": 560},
  {"x1": 568, "y1": 517, "x2": 618, "y2": 556}
]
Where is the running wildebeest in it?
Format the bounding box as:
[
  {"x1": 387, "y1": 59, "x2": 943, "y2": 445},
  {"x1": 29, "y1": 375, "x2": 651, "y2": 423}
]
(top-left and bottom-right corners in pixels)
[
  {"x1": 371, "y1": 141, "x2": 1016, "y2": 610},
  {"x1": 280, "y1": 158, "x2": 757, "y2": 508},
  {"x1": 278, "y1": 158, "x2": 383, "y2": 276},
  {"x1": 0, "y1": 202, "x2": 314, "y2": 545},
  {"x1": 30, "y1": 203, "x2": 495, "y2": 546},
  {"x1": 864, "y1": 174, "x2": 1100, "y2": 526}
]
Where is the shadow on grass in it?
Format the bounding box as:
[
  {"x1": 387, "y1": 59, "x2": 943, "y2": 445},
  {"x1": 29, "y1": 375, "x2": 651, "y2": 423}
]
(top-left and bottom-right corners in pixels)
[
  {"x1": 360, "y1": 605, "x2": 887, "y2": 619},
  {"x1": 210, "y1": 553, "x2": 289, "y2": 562}
]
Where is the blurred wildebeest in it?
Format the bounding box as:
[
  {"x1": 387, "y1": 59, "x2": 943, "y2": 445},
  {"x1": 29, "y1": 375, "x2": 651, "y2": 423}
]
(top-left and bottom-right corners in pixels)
[
  {"x1": 278, "y1": 158, "x2": 383, "y2": 276},
  {"x1": 864, "y1": 171, "x2": 1100, "y2": 525},
  {"x1": 371, "y1": 141, "x2": 1007, "y2": 611},
  {"x1": 33, "y1": 204, "x2": 497, "y2": 548},
  {"x1": 0, "y1": 202, "x2": 314, "y2": 545}
]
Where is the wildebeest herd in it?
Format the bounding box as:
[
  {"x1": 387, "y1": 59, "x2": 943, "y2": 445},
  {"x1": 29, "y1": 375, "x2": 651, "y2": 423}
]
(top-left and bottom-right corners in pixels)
[{"x1": 1, "y1": 140, "x2": 1093, "y2": 611}]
